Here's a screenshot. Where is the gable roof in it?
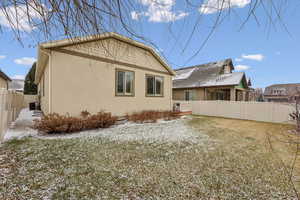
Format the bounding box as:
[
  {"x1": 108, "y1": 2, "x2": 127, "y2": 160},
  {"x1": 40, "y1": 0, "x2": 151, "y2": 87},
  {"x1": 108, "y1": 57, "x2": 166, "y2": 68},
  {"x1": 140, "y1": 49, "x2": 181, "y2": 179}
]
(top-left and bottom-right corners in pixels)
[
  {"x1": 0, "y1": 69, "x2": 11, "y2": 82},
  {"x1": 264, "y1": 83, "x2": 300, "y2": 96},
  {"x1": 36, "y1": 32, "x2": 175, "y2": 83},
  {"x1": 173, "y1": 59, "x2": 245, "y2": 89}
]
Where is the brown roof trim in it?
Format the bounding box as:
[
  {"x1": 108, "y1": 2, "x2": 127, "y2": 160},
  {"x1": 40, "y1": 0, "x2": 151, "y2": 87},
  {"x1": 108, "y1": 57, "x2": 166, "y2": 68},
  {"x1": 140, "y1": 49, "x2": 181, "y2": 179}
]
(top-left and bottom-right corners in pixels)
[{"x1": 0, "y1": 70, "x2": 11, "y2": 81}]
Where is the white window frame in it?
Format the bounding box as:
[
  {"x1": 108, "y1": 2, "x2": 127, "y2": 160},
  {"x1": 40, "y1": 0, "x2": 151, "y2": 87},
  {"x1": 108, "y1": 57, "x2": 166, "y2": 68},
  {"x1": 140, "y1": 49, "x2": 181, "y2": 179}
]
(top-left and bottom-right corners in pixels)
[
  {"x1": 145, "y1": 74, "x2": 164, "y2": 97},
  {"x1": 115, "y1": 69, "x2": 135, "y2": 96}
]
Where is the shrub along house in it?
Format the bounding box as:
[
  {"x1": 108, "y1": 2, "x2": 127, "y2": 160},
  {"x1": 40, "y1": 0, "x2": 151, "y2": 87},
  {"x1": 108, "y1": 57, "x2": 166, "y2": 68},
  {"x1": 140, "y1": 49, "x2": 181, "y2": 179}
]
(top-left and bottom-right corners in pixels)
[
  {"x1": 35, "y1": 32, "x2": 175, "y2": 116},
  {"x1": 173, "y1": 59, "x2": 252, "y2": 101},
  {"x1": 0, "y1": 70, "x2": 11, "y2": 89}
]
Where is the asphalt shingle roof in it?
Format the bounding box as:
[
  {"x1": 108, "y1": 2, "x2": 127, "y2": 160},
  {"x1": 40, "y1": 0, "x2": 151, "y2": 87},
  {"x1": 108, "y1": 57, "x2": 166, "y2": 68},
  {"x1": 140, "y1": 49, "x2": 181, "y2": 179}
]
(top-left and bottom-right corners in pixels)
[{"x1": 173, "y1": 59, "x2": 244, "y2": 89}]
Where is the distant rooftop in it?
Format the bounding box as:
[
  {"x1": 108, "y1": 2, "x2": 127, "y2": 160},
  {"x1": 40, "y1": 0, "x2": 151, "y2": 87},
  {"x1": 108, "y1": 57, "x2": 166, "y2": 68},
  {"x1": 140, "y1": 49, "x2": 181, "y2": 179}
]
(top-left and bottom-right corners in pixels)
[
  {"x1": 8, "y1": 79, "x2": 24, "y2": 91},
  {"x1": 173, "y1": 59, "x2": 246, "y2": 89},
  {"x1": 264, "y1": 83, "x2": 300, "y2": 96}
]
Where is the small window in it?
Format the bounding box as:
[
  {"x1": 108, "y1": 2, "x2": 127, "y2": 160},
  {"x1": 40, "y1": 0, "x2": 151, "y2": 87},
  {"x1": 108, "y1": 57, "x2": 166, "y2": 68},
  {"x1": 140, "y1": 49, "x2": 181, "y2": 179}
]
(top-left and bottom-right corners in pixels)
[
  {"x1": 116, "y1": 69, "x2": 134, "y2": 96},
  {"x1": 146, "y1": 75, "x2": 164, "y2": 97}
]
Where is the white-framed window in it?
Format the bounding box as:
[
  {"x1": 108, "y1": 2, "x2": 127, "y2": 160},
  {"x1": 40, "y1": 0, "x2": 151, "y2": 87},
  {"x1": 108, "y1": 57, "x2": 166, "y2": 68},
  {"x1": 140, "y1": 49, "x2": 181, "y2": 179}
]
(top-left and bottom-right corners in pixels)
[
  {"x1": 146, "y1": 75, "x2": 163, "y2": 97},
  {"x1": 116, "y1": 69, "x2": 134, "y2": 96}
]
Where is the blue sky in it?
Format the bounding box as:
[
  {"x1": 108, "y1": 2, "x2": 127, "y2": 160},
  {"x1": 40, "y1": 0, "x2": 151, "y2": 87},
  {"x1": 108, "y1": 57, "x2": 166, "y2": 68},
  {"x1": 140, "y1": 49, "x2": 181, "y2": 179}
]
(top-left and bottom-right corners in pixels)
[{"x1": 0, "y1": 0, "x2": 299, "y2": 88}]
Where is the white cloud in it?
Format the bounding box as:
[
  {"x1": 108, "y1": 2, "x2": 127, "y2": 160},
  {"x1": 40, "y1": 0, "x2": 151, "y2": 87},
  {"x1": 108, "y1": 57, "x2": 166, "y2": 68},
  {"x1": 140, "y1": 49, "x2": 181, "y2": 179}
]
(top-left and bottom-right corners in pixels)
[
  {"x1": 0, "y1": 55, "x2": 6, "y2": 59},
  {"x1": 199, "y1": 0, "x2": 251, "y2": 14},
  {"x1": 235, "y1": 58, "x2": 243, "y2": 62},
  {"x1": 12, "y1": 75, "x2": 25, "y2": 80},
  {"x1": 132, "y1": 0, "x2": 189, "y2": 22},
  {"x1": 0, "y1": 2, "x2": 47, "y2": 32},
  {"x1": 235, "y1": 64, "x2": 250, "y2": 71},
  {"x1": 241, "y1": 54, "x2": 264, "y2": 61},
  {"x1": 131, "y1": 11, "x2": 140, "y2": 20},
  {"x1": 14, "y1": 57, "x2": 36, "y2": 66}
]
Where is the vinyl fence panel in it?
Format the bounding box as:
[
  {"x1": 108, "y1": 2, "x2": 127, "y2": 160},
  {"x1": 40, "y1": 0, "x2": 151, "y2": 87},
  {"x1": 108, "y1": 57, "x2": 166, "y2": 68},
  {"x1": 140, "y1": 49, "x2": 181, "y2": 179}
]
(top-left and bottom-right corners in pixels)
[
  {"x1": 0, "y1": 89, "x2": 24, "y2": 142},
  {"x1": 173, "y1": 100, "x2": 295, "y2": 124}
]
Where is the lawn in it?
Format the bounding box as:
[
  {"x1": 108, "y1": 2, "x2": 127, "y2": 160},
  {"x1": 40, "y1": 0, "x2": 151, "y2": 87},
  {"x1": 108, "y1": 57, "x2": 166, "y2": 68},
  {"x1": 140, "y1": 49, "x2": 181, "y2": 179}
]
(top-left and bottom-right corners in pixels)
[{"x1": 0, "y1": 116, "x2": 299, "y2": 199}]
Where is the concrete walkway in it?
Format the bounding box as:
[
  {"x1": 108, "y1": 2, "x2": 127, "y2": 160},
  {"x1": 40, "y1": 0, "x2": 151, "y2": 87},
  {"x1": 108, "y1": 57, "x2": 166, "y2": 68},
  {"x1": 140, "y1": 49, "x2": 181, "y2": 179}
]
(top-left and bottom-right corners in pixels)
[{"x1": 3, "y1": 109, "x2": 41, "y2": 142}]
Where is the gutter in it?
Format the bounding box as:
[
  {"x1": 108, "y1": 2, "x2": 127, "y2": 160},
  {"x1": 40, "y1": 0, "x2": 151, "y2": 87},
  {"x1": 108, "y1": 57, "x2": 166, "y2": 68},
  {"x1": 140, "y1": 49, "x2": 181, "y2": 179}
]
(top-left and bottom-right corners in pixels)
[{"x1": 38, "y1": 48, "x2": 52, "y2": 113}]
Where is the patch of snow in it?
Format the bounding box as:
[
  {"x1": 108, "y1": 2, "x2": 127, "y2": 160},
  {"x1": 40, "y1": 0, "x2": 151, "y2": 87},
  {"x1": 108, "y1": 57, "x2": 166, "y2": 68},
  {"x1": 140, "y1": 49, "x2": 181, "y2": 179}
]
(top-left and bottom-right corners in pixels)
[
  {"x1": 3, "y1": 109, "x2": 210, "y2": 145},
  {"x1": 3, "y1": 108, "x2": 40, "y2": 141},
  {"x1": 38, "y1": 119, "x2": 209, "y2": 144},
  {"x1": 173, "y1": 68, "x2": 195, "y2": 80},
  {"x1": 201, "y1": 72, "x2": 244, "y2": 87}
]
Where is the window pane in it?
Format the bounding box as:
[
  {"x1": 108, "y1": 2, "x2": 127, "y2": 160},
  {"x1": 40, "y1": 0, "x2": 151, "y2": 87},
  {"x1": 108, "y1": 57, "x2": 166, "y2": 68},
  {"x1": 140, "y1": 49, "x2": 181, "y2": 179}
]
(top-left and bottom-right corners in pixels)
[
  {"x1": 155, "y1": 77, "x2": 163, "y2": 95},
  {"x1": 185, "y1": 91, "x2": 190, "y2": 101},
  {"x1": 146, "y1": 76, "x2": 154, "y2": 95},
  {"x1": 117, "y1": 71, "x2": 124, "y2": 94},
  {"x1": 125, "y1": 72, "x2": 133, "y2": 94}
]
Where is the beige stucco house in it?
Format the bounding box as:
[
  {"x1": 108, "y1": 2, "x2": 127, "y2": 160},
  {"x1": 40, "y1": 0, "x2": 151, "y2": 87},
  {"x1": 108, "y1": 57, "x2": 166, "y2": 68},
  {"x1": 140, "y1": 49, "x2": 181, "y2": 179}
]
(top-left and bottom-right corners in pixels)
[
  {"x1": 173, "y1": 59, "x2": 253, "y2": 101},
  {"x1": 35, "y1": 32, "x2": 175, "y2": 116},
  {"x1": 0, "y1": 70, "x2": 11, "y2": 89}
]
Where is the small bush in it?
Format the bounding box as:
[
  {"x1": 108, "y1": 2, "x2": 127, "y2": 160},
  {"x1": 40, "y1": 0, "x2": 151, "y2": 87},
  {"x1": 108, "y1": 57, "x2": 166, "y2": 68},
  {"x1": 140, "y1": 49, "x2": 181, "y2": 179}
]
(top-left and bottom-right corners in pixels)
[
  {"x1": 80, "y1": 110, "x2": 90, "y2": 118},
  {"x1": 126, "y1": 110, "x2": 180, "y2": 123},
  {"x1": 33, "y1": 112, "x2": 117, "y2": 134}
]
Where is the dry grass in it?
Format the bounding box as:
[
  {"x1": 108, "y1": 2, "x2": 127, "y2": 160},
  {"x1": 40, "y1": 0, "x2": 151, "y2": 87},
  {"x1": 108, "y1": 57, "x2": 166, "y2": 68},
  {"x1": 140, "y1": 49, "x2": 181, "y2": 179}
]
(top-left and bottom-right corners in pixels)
[
  {"x1": 125, "y1": 110, "x2": 180, "y2": 123},
  {"x1": 0, "y1": 116, "x2": 298, "y2": 199},
  {"x1": 188, "y1": 115, "x2": 300, "y2": 190}
]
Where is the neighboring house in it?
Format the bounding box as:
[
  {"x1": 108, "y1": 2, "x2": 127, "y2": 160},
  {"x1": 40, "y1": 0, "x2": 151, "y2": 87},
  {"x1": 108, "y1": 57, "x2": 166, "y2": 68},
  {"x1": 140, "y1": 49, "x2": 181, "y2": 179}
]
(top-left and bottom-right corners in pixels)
[
  {"x1": 35, "y1": 32, "x2": 175, "y2": 116},
  {"x1": 0, "y1": 70, "x2": 11, "y2": 89},
  {"x1": 173, "y1": 59, "x2": 251, "y2": 101},
  {"x1": 264, "y1": 83, "x2": 300, "y2": 103},
  {"x1": 8, "y1": 79, "x2": 24, "y2": 93}
]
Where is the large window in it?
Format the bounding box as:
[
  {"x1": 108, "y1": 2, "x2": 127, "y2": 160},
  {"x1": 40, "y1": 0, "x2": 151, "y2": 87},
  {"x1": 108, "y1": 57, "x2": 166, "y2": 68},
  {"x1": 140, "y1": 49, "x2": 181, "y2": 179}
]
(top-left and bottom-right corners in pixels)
[
  {"x1": 116, "y1": 69, "x2": 134, "y2": 96},
  {"x1": 146, "y1": 75, "x2": 163, "y2": 97}
]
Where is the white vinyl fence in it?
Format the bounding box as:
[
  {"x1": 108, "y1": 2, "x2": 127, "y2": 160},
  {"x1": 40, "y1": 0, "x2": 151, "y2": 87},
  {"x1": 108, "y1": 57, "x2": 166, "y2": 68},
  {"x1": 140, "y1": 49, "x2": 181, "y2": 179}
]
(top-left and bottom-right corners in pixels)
[
  {"x1": 174, "y1": 100, "x2": 295, "y2": 124},
  {"x1": 0, "y1": 89, "x2": 24, "y2": 142}
]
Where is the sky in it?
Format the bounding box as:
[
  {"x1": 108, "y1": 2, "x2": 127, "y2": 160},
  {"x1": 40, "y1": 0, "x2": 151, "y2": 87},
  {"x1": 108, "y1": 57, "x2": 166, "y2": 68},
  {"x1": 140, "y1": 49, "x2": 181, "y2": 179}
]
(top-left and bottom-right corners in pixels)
[{"x1": 0, "y1": 0, "x2": 299, "y2": 88}]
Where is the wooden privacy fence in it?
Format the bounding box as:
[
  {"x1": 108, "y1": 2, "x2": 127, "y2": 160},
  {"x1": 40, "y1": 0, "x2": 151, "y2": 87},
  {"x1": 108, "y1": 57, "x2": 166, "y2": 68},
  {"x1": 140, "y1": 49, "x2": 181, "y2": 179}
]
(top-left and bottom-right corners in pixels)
[
  {"x1": 173, "y1": 100, "x2": 295, "y2": 124},
  {"x1": 0, "y1": 89, "x2": 24, "y2": 142}
]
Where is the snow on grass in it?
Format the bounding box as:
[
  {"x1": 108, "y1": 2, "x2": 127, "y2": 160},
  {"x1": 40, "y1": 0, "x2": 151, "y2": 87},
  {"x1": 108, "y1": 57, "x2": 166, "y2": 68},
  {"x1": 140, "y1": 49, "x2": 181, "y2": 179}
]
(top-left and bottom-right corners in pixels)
[
  {"x1": 3, "y1": 108, "x2": 208, "y2": 145},
  {"x1": 40, "y1": 119, "x2": 210, "y2": 144},
  {"x1": 3, "y1": 108, "x2": 39, "y2": 142}
]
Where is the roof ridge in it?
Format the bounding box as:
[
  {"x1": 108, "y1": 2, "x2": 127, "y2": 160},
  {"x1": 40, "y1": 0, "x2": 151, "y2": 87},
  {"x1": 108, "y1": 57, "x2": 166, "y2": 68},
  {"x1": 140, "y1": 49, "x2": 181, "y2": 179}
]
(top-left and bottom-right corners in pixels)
[{"x1": 175, "y1": 58, "x2": 233, "y2": 71}]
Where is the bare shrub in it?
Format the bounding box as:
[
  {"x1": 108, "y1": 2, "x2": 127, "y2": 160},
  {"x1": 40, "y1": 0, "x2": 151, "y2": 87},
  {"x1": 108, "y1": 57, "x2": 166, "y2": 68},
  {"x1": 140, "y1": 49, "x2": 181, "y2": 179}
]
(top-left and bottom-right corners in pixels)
[
  {"x1": 33, "y1": 112, "x2": 117, "y2": 134},
  {"x1": 80, "y1": 110, "x2": 90, "y2": 118},
  {"x1": 290, "y1": 95, "x2": 300, "y2": 133},
  {"x1": 126, "y1": 110, "x2": 180, "y2": 123}
]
